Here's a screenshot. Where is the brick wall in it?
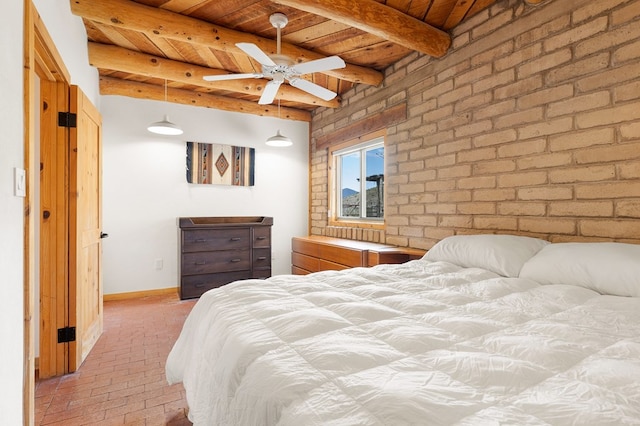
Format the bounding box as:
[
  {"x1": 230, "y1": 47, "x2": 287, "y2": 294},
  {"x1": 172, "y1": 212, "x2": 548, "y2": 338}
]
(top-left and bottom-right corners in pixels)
[{"x1": 310, "y1": 0, "x2": 640, "y2": 249}]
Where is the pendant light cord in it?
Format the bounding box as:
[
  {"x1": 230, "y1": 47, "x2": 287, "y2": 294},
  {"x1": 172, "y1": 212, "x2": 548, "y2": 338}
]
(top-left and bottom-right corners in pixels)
[{"x1": 164, "y1": 78, "x2": 168, "y2": 103}]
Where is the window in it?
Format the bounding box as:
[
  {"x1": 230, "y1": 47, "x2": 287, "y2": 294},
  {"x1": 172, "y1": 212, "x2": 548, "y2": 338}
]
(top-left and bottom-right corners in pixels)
[{"x1": 330, "y1": 136, "x2": 384, "y2": 223}]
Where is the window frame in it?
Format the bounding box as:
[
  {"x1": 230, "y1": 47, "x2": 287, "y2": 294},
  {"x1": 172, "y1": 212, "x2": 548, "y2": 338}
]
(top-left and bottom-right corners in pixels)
[{"x1": 327, "y1": 130, "x2": 386, "y2": 230}]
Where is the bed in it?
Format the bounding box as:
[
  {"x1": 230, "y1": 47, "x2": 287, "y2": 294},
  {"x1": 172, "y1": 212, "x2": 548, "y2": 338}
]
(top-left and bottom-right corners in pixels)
[{"x1": 166, "y1": 234, "x2": 640, "y2": 425}]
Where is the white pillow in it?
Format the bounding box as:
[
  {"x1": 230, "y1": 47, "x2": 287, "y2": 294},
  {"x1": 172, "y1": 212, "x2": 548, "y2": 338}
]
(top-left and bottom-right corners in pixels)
[
  {"x1": 519, "y1": 242, "x2": 640, "y2": 297},
  {"x1": 423, "y1": 234, "x2": 549, "y2": 278}
]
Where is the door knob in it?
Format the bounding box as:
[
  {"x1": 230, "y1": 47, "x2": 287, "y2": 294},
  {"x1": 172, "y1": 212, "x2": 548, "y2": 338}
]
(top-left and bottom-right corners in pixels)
[{"x1": 100, "y1": 232, "x2": 109, "y2": 239}]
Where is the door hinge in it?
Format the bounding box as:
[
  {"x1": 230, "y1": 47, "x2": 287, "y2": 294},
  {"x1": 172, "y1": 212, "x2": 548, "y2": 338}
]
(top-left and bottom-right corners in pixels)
[
  {"x1": 58, "y1": 112, "x2": 77, "y2": 128},
  {"x1": 57, "y1": 326, "x2": 76, "y2": 343}
]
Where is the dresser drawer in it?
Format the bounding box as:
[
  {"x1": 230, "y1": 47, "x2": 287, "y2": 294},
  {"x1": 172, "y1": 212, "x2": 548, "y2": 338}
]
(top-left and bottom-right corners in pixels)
[
  {"x1": 292, "y1": 237, "x2": 365, "y2": 268},
  {"x1": 253, "y1": 226, "x2": 271, "y2": 248},
  {"x1": 180, "y1": 271, "x2": 253, "y2": 299},
  {"x1": 182, "y1": 228, "x2": 250, "y2": 253},
  {"x1": 182, "y1": 250, "x2": 250, "y2": 275},
  {"x1": 253, "y1": 247, "x2": 271, "y2": 270}
]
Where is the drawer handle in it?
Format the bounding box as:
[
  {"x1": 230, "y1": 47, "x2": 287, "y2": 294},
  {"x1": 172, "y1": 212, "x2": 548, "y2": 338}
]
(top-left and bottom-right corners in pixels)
[
  {"x1": 194, "y1": 238, "x2": 207, "y2": 243},
  {"x1": 257, "y1": 256, "x2": 267, "y2": 260},
  {"x1": 194, "y1": 261, "x2": 206, "y2": 265},
  {"x1": 230, "y1": 237, "x2": 241, "y2": 241},
  {"x1": 256, "y1": 236, "x2": 266, "y2": 240},
  {"x1": 230, "y1": 258, "x2": 242, "y2": 263},
  {"x1": 194, "y1": 283, "x2": 205, "y2": 288}
]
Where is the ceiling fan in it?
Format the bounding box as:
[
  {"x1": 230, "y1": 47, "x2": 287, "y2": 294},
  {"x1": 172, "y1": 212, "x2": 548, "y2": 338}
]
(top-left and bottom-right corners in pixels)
[{"x1": 203, "y1": 13, "x2": 346, "y2": 105}]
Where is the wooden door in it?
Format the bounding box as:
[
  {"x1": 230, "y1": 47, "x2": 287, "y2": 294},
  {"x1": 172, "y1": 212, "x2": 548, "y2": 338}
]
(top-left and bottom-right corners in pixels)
[
  {"x1": 68, "y1": 85, "x2": 104, "y2": 370},
  {"x1": 39, "y1": 80, "x2": 71, "y2": 378},
  {"x1": 38, "y1": 83, "x2": 103, "y2": 377}
]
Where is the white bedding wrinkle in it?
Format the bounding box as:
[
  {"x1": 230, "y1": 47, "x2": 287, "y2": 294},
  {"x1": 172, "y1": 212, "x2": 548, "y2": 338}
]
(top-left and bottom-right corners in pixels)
[{"x1": 166, "y1": 259, "x2": 640, "y2": 425}]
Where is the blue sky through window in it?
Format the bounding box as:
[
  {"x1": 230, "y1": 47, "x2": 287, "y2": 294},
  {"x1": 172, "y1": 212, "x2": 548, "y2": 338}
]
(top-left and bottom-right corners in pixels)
[{"x1": 342, "y1": 147, "x2": 383, "y2": 193}]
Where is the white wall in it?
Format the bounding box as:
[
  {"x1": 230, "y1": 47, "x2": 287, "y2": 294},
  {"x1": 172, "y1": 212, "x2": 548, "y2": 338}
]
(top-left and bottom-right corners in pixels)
[
  {"x1": 101, "y1": 96, "x2": 309, "y2": 295},
  {"x1": 0, "y1": 2, "x2": 25, "y2": 423}
]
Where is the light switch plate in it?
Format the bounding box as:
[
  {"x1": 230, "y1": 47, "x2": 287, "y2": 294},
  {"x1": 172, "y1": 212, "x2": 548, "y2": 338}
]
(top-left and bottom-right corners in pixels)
[{"x1": 14, "y1": 167, "x2": 26, "y2": 197}]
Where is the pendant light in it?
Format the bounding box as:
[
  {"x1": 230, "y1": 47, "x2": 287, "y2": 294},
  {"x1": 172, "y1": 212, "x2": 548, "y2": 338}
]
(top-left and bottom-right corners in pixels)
[
  {"x1": 266, "y1": 99, "x2": 292, "y2": 147},
  {"x1": 147, "y1": 79, "x2": 183, "y2": 136}
]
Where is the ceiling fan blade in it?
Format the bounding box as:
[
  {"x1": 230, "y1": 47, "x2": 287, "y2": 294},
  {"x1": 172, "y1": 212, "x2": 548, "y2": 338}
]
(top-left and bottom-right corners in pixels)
[
  {"x1": 203, "y1": 73, "x2": 263, "y2": 81},
  {"x1": 237, "y1": 42, "x2": 276, "y2": 67},
  {"x1": 291, "y1": 56, "x2": 346, "y2": 75},
  {"x1": 288, "y1": 78, "x2": 338, "y2": 101},
  {"x1": 258, "y1": 80, "x2": 282, "y2": 105}
]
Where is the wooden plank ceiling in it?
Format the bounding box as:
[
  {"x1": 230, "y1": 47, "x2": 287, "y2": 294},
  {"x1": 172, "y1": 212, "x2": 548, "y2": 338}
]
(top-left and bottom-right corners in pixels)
[{"x1": 71, "y1": 0, "x2": 499, "y2": 121}]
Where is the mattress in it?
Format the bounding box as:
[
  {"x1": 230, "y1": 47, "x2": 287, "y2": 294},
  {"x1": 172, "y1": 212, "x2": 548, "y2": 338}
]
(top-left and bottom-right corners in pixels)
[{"x1": 166, "y1": 234, "x2": 640, "y2": 425}]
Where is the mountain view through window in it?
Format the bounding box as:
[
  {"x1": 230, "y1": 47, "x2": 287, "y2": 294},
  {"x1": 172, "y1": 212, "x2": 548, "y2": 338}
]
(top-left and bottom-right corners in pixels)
[{"x1": 338, "y1": 143, "x2": 384, "y2": 219}]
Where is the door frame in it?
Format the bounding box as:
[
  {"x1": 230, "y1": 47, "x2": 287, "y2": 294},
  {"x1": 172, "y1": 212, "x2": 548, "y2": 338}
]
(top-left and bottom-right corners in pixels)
[{"x1": 23, "y1": 1, "x2": 72, "y2": 423}]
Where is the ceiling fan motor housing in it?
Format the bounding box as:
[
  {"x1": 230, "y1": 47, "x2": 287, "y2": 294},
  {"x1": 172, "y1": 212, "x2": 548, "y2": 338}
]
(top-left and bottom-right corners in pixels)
[{"x1": 263, "y1": 54, "x2": 297, "y2": 81}]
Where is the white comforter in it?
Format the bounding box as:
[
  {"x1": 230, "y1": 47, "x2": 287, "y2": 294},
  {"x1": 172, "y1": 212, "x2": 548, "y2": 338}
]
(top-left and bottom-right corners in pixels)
[{"x1": 166, "y1": 260, "x2": 640, "y2": 425}]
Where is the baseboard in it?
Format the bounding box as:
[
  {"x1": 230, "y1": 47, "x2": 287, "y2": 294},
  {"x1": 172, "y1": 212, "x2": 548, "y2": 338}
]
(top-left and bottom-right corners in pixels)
[{"x1": 103, "y1": 287, "x2": 178, "y2": 302}]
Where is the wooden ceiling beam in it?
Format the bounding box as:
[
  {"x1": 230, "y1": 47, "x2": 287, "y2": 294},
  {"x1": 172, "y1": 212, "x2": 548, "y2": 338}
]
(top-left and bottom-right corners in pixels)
[
  {"x1": 88, "y1": 42, "x2": 340, "y2": 108},
  {"x1": 272, "y1": 0, "x2": 451, "y2": 58},
  {"x1": 70, "y1": 0, "x2": 383, "y2": 86},
  {"x1": 99, "y1": 76, "x2": 312, "y2": 122}
]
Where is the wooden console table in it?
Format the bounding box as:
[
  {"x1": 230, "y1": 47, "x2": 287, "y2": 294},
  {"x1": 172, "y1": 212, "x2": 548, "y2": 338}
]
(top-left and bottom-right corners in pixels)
[{"x1": 291, "y1": 235, "x2": 425, "y2": 275}]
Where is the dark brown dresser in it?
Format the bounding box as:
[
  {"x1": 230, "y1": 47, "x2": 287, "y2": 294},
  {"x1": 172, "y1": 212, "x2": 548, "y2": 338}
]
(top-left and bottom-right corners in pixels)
[{"x1": 179, "y1": 216, "x2": 273, "y2": 299}]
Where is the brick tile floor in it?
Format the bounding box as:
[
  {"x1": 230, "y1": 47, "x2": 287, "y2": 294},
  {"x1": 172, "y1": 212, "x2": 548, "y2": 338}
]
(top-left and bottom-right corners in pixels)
[{"x1": 35, "y1": 294, "x2": 197, "y2": 425}]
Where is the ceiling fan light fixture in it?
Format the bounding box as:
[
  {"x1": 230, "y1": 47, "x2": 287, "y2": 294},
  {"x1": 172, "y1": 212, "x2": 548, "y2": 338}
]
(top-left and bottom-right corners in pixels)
[
  {"x1": 147, "y1": 114, "x2": 183, "y2": 135},
  {"x1": 266, "y1": 129, "x2": 292, "y2": 147}
]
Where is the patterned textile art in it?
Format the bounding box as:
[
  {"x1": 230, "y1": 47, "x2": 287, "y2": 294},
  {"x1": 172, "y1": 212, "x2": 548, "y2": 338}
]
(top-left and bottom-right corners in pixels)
[{"x1": 186, "y1": 142, "x2": 255, "y2": 186}]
